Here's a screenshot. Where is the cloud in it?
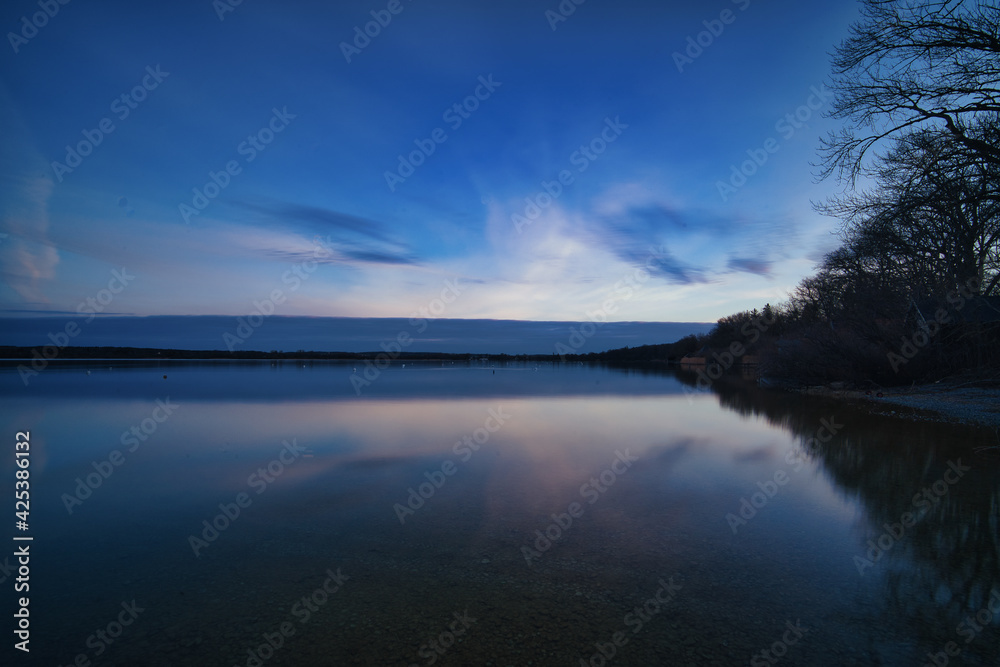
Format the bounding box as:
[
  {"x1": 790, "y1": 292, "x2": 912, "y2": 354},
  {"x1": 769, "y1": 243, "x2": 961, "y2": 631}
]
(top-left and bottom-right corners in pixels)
[
  {"x1": 582, "y1": 202, "x2": 720, "y2": 285},
  {"x1": 616, "y1": 245, "x2": 708, "y2": 285},
  {"x1": 262, "y1": 245, "x2": 419, "y2": 267},
  {"x1": 726, "y1": 257, "x2": 773, "y2": 276},
  {"x1": 231, "y1": 200, "x2": 420, "y2": 267},
  {"x1": 233, "y1": 201, "x2": 391, "y2": 241},
  {"x1": 580, "y1": 189, "x2": 796, "y2": 284},
  {"x1": 0, "y1": 315, "x2": 714, "y2": 355},
  {"x1": 0, "y1": 81, "x2": 60, "y2": 305},
  {"x1": 337, "y1": 248, "x2": 417, "y2": 265}
]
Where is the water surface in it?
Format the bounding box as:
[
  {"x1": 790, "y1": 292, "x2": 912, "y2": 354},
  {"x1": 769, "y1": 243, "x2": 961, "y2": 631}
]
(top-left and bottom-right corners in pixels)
[{"x1": 2, "y1": 361, "x2": 997, "y2": 665}]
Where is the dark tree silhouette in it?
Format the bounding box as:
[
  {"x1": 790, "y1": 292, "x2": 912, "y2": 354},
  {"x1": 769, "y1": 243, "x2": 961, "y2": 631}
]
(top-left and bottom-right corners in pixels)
[
  {"x1": 821, "y1": 128, "x2": 1000, "y2": 297},
  {"x1": 821, "y1": 0, "x2": 1000, "y2": 183}
]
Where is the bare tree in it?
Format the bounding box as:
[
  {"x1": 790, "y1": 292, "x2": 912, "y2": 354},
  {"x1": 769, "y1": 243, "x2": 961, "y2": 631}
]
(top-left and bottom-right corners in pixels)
[
  {"x1": 821, "y1": 127, "x2": 1000, "y2": 296},
  {"x1": 821, "y1": 0, "x2": 1000, "y2": 183}
]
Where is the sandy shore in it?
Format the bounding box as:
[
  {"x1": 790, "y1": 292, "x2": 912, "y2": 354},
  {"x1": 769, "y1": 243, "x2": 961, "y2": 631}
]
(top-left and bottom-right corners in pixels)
[{"x1": 800, "y1": 380, "x2": 1000, "y2": 429}]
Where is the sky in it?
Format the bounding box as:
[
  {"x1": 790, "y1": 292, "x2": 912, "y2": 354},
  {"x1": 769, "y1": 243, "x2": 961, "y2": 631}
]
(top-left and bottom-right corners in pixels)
[{"x1": 0, "y1": 0, "x2": 861, "y2": 350}]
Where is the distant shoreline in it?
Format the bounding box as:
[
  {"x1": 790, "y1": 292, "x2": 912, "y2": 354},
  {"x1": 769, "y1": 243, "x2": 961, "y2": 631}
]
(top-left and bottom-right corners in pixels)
[
  {"x1": 5, "y1": 345, "x2": 998, "y2": 431},
  {"x1": 0, "y1": 345, "x2": 573, "y2": 363}
]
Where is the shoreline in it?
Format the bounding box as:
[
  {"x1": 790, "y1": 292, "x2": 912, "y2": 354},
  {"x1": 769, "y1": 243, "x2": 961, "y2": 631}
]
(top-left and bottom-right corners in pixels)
[
  {"x1": 797, "y1": 380, "x2": 1000, "y2": 429},
  {"x1": 4, "y1": 346, "x2": 998, "y2": 431}
]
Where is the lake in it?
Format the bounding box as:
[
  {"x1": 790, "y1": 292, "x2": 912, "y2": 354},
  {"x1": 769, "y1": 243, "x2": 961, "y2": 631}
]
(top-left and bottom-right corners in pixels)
[{"x1": 2, "y1": 361, "x2": 998, "y2": 666}]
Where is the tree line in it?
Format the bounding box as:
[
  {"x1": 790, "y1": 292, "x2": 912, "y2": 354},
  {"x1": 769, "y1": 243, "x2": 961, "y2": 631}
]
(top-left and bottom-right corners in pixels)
[{"x1": 696, "y1": 0, "x2": 1000, "y2": 387}]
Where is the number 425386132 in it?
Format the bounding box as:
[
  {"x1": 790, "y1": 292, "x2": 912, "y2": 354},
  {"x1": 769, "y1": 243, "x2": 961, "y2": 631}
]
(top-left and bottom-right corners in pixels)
[{"x1": 15, "y1": 431, "x2": 30, "y2": 527}]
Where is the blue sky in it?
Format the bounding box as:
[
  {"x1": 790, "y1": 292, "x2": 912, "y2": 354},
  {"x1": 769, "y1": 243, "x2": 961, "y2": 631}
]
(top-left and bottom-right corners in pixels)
[{"x1": 1, "y1": 0, "x2": 860, "y2": 330}]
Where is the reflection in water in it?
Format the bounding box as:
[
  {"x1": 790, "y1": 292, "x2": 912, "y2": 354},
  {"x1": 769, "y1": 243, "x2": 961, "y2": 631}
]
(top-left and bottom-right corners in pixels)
[
  {"x1": 1, "y1": 361, "x2": 997, "y2": 665},
  {"x1": 693, "y1": 372, "x2": 1000, "y2": 663}
]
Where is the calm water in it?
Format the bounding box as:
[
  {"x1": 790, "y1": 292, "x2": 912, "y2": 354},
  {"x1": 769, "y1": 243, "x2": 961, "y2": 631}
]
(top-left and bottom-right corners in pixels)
[{"x1": 1, "y1": 361, "x2": 998, "y2": 666}]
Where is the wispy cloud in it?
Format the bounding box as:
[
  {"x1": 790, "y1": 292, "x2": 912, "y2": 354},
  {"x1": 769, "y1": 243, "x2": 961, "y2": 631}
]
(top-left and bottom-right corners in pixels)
[
  {"x1": 616, "y1": 245, "x2": 708, "y2": 285},
  {"x1": 233, "y1": 201, "x2": 392, "y2": 241},
  {"x1": 726, "y1": 257, "x2": 773, "y2": 276},
  {"x1": 581, "y1": 189, "x2": 795, "y2": 283},
  {"x1": 231, "y1": 200, "x2": 420, "y2": 267},
  {"x1": 0, "y1": 83, "x2": 60, "y2": 304}
]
